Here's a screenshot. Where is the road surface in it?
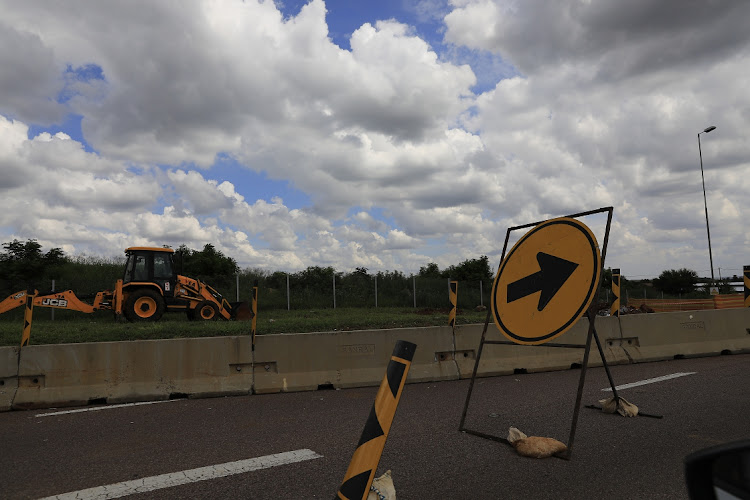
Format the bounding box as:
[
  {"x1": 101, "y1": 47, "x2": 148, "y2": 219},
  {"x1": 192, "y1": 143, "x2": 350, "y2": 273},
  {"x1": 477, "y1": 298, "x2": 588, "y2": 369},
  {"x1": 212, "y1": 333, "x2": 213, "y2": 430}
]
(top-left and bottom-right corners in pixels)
[{"x1": 2, "y1": 353, "x2": 748, "y2": 499}]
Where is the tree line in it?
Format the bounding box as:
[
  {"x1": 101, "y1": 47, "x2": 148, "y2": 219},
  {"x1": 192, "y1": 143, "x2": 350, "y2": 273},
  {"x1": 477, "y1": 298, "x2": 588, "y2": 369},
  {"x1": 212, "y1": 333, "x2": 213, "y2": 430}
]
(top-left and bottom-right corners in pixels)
[
  {"x1": 0, "y1": 239, "x2": 738, "y2": 307},
  {"x1": 0, "y1": 239, "x2": 495, "y2": 309}
]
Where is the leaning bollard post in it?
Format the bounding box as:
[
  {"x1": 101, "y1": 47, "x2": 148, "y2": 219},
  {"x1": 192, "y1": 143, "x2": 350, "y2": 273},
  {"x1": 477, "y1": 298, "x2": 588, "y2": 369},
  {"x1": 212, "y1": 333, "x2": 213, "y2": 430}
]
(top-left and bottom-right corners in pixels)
[
  {"x1": 448, "y1": 280, "x2": 457, "y2": 331},
  {"x1": 609, "y1": 269, "x2": 620, "y2": 317},
  {"x1": 21, "y1": 288, "x2": 36, "y2": 347},
  {"x1": 336, "y1": 340, "x2": 417, "y2": 500}
]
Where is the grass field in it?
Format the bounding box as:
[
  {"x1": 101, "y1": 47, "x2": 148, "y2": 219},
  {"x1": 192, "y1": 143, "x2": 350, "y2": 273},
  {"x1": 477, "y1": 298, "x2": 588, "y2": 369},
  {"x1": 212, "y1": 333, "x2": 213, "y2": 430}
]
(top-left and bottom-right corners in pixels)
[{"x1": 0, "y1": 307, "x2": 489, "y2": 346}]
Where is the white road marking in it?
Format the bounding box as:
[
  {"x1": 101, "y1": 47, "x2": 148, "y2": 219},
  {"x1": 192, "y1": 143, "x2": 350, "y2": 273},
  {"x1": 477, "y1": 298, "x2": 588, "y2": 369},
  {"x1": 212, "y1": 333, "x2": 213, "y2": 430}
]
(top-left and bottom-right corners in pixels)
[
  {"x1": 35, "y1": 400, "x2": 177, "y2": 417},
  {"x1": 602, "y1": 372, "x2": 697, "y2": 392},
  {"x1": 38, "y1": 448, "x2": 323, "y2": 500}
]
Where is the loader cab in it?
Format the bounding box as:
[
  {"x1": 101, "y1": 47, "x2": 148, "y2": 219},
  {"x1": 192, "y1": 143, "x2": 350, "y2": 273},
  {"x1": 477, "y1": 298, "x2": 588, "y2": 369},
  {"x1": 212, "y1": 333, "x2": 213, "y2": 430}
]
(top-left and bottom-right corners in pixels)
[{"x1": 123, "y1": 247, "x2": 177, "y2": 297}]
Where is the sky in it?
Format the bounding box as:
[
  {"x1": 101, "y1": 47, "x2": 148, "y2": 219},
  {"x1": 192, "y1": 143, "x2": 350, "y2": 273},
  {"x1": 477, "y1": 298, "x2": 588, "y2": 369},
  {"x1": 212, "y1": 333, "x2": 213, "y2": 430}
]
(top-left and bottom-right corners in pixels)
[{"x1": 0, "y1": 0, "x2": 748, "y2": 280}]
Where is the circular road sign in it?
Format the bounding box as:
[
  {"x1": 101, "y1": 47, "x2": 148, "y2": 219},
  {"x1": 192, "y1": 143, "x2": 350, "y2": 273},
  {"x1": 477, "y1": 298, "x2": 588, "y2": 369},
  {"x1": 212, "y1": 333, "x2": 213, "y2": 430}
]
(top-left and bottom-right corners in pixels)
[{"x1": 491, "y1": 217, "x2": 601, "y2": 345}]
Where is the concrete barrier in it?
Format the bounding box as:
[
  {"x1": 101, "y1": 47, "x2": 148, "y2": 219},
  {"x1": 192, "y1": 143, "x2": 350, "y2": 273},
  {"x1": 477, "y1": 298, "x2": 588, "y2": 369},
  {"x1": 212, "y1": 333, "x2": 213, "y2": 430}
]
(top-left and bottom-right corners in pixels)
[
  {"x1": 619, "y1": 308, "x2": 750, "y2": 362},
  {"x1": 253, "y1": 327, "x2": 458, "y2": 394},
  {"x1": 1, "y1": 309, "x2": 749, "y2": 411},
  {"x1": 12, "y1": 337, "x2": 254, "y2": 409},
  {"x1": 454, "y1": 316, "x2": 630, "y2": 379},
  {"x1": 0, "y1": 346, "x2": 19, "y2": 411}
]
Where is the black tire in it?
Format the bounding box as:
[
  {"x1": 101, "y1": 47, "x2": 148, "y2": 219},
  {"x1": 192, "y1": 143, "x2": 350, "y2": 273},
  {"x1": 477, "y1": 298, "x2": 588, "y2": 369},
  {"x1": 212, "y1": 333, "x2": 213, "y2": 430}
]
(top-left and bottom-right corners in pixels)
[
  {"x1": 195, "y1": 300, "x2": 219, "y2": 321},
  {"x1": 124, "y1": 289, "x2": 166, "y2": 322}
]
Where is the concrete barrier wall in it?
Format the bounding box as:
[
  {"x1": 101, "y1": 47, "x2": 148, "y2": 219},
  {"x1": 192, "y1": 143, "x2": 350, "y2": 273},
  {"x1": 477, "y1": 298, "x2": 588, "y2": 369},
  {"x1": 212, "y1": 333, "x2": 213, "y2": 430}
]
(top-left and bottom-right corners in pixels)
[
  {"x1": 453, "y1": 316, "x2": 630, "y2": 379},
  {"x1": 1, "y1": 308, "x2": 748, "y2": 411},
  {"x1": 13, "y1": 337, "x2": 254, "y2": 409},
  {"x1": 620, "y1": 308, "x2": 750, "y2": 362},
  {"x1": 253, "y1": 327, "x2": 458, "y2": 394},
  {"x1": 0, "y1": 346, "x2": 19, "y2": 411}
]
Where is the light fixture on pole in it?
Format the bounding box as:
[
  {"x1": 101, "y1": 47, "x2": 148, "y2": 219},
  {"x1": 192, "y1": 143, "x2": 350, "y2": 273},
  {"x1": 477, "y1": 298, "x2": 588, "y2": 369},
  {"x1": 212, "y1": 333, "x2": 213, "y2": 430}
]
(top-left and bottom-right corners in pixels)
[{"x1": 697, "y1": 125, "x2": 716, "y2": 282}]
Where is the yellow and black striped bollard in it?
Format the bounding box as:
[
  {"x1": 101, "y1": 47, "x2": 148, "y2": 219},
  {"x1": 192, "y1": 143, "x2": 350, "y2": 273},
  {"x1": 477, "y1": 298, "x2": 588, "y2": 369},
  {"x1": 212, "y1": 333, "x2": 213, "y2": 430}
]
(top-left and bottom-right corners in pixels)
[
  {"x1": 336, "y1": 340, "x2": 417, "y2": 500},
  {"x1": 21, "y1": 288, "x2": 36, "y2": 347},
  {"x1": 610, "y1": 269, "x2": 620, "y2": 317},
  {"x1": 744, "y1": 265, "x2": 749, "y2": 308},
  {"x1": 448, "y1": 281, "x2": 457, "y2": 330}
]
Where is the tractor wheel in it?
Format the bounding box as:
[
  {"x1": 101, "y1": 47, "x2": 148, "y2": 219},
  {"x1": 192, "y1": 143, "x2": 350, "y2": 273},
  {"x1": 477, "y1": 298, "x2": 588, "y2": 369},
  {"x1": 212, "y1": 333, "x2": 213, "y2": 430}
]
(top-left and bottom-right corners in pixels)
[
  {"x1": 195, "y1": 300, "x2": 219, "y2": 321},
  {"x1": 124, "y1": 289, "x2": 165, "y2": 322}
]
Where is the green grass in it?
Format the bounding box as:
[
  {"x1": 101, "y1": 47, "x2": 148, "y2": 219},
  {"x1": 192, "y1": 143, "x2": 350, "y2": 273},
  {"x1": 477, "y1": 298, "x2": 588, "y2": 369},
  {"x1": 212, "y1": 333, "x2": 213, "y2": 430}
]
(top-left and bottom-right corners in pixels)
[{"x1": 0, "y1": 307, "x2": 489, "y2": 346}]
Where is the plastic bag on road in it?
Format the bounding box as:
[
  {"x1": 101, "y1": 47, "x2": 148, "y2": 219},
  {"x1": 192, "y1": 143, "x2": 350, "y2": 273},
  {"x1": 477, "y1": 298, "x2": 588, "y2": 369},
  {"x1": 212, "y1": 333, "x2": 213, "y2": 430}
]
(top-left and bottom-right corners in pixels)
[{"x1": 507, "y1": 427, "x2": 567, "y2": 458}]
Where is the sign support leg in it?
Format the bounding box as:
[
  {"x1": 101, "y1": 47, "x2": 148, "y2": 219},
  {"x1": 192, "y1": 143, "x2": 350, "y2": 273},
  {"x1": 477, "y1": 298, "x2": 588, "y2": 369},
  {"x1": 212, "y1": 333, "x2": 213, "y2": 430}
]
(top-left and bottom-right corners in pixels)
[
  {"x1": 591, "y1": 323, "x2": 619, "y2": 399},
  {"x1": 585, "y1": 323, "x2": 664, "y2": 419},
  {"x1": 458, "y1": 307, "x2": 491, "y2": 434},
  {"x1": 562, "y1": 310, "x2": 595, "y2": 460}
]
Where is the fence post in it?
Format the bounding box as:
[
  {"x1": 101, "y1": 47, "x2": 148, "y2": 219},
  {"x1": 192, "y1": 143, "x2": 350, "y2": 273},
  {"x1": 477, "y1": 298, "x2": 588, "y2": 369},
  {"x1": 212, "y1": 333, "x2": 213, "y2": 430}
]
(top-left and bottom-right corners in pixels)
[
  {"x1": 374, "y1": 275, "x2": 378, "y2": 308},
  {"x1": 413, "y1": 276, "x2": 416, "y2": 308},
  {"x1": 479, "y1": 280, "x2": 483, "y2": 307},
  {"x1": 286, "y1": 273, "x2": 290, "y2": 311},
  {"x1": 333, "y1": 272, "x2": 336, "y2": 309},
  {"x1": 236, "y1": 273, "x2": 240, "y2": 302}
]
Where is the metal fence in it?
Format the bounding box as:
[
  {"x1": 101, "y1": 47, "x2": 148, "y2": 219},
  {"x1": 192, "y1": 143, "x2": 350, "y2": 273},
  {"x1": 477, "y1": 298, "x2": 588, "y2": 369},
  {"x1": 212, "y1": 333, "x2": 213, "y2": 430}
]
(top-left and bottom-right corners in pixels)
[
  {"x1": 3, "y1": 264, "x2": 734, "y2": 317},
  {"x1": 245, "y1": 275, "x2": 490, "y2": 311}
]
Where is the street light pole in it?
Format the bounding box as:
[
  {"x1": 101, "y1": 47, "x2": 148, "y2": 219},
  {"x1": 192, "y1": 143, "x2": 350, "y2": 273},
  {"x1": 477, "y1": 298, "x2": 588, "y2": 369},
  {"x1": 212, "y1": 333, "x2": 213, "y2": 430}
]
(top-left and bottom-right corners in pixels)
[{"x1": 697, "y1": 125, "x2": 716, "y2": 282}]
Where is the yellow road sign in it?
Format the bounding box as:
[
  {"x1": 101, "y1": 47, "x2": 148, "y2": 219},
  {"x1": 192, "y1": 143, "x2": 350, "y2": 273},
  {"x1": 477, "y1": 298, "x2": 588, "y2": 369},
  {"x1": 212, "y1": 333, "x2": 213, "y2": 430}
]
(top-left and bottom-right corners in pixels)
[{"x1": 491, "y1": 217, "x2": 601, "y2": 345}]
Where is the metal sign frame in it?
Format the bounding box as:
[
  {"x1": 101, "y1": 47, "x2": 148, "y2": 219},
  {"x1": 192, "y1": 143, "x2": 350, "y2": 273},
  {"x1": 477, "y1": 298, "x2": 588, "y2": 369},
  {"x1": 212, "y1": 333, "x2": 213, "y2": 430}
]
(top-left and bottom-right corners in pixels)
[{"x1": 458, "y1": 206, "x2": 618, "y2": 459}]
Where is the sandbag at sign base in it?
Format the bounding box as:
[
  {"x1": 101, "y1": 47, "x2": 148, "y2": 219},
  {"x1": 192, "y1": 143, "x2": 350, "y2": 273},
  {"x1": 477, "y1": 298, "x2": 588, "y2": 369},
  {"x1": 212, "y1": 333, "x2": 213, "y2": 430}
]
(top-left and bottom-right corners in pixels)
[
  {"x1": 368, "y1": 470, "x2": 396, "y2": 500},
  {"x1": 507, "y1": 427, "x2": 567, "y2": 458},
  {"x1": 599, "y1": 396, "x2": 638, "y2": 417}
]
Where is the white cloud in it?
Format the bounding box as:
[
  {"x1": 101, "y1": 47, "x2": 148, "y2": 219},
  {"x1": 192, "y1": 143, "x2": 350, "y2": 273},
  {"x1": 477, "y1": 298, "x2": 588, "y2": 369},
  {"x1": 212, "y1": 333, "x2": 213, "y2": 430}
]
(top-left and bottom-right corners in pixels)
[{"x1": 0, "y1": 0, "x2": 748, "y2": 279}]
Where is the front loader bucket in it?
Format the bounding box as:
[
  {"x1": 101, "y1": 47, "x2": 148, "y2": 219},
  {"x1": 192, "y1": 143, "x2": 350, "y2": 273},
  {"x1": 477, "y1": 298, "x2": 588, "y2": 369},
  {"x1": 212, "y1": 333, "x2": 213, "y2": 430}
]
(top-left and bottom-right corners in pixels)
[{"x1": 230, "y1": 301, "x2": 254, "y2": 321}]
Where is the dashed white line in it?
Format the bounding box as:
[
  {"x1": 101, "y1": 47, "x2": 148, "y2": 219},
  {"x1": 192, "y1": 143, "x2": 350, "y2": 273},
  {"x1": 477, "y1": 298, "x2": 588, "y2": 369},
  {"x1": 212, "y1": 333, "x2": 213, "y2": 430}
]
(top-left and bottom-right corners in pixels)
[
  {"x1": 602, "y1": 372, "x2": 697, "y2": 392},
  {"x1": 35, "y1": 400, "x2": 177, "y2": 417},
  {"x1": 38, "y1": 448, "x2": 323, "y2": 499}
]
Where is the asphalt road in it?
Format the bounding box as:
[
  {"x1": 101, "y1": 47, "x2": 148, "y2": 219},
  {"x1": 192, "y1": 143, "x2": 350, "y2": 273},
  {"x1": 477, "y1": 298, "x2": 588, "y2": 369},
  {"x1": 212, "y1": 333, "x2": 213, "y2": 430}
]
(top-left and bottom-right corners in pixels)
[{"x1": 2, "y1": 353, "x2": 749, "y2": 499}]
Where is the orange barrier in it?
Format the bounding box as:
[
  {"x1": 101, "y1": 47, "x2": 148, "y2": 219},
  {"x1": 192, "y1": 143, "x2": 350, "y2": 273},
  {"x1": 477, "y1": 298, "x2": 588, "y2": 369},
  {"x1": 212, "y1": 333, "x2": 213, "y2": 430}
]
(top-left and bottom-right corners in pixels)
[
  {"x1": 625, "y1": 296, "x2": 745, "y2": 312},
  {"x1": 713, "y1": 294, "x2": 744, "y2": 309}
]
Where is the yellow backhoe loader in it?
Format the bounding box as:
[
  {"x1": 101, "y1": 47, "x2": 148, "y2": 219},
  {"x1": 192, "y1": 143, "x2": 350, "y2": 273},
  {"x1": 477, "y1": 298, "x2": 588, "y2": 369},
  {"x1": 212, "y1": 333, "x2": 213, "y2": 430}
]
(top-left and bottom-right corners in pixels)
[{"x1": 0, "y1": 247, "x2": 253, "y2": 322}]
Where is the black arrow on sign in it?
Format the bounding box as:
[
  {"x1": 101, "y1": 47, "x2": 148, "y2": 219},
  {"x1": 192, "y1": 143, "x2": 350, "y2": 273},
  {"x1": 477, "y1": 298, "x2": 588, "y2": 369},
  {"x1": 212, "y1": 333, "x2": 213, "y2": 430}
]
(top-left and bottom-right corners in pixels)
[{"x1": 507, "y1": 252, "x2": 579, "y2": 311}]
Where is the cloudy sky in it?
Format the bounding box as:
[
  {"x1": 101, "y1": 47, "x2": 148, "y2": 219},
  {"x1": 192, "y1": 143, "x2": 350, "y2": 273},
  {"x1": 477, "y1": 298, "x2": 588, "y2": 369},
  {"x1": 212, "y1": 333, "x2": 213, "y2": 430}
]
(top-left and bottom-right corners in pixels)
[{"x1": 0, "y1": 0, "x2": 748, "y2": 280}]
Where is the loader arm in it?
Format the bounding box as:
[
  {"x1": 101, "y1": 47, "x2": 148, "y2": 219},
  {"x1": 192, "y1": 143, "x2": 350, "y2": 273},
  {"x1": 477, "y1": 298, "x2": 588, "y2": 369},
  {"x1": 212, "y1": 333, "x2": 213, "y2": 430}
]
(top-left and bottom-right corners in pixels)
[
  {"x1": 175, "y1": 275, "x2": 234, "y2": 320},
  {"x1": 0, "y1": 289, "x2": 114, "y2": 315},
  {"x1": 0, "y1": 290, "x2": 30, "y2": 314}
]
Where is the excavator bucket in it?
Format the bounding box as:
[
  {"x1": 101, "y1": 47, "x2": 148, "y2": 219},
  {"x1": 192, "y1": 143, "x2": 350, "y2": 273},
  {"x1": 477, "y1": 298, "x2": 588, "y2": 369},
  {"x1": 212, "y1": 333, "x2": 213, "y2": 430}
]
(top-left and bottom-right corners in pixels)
[{"x1": 230, "y1": 301, "x2": 254, "y2": 321}]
